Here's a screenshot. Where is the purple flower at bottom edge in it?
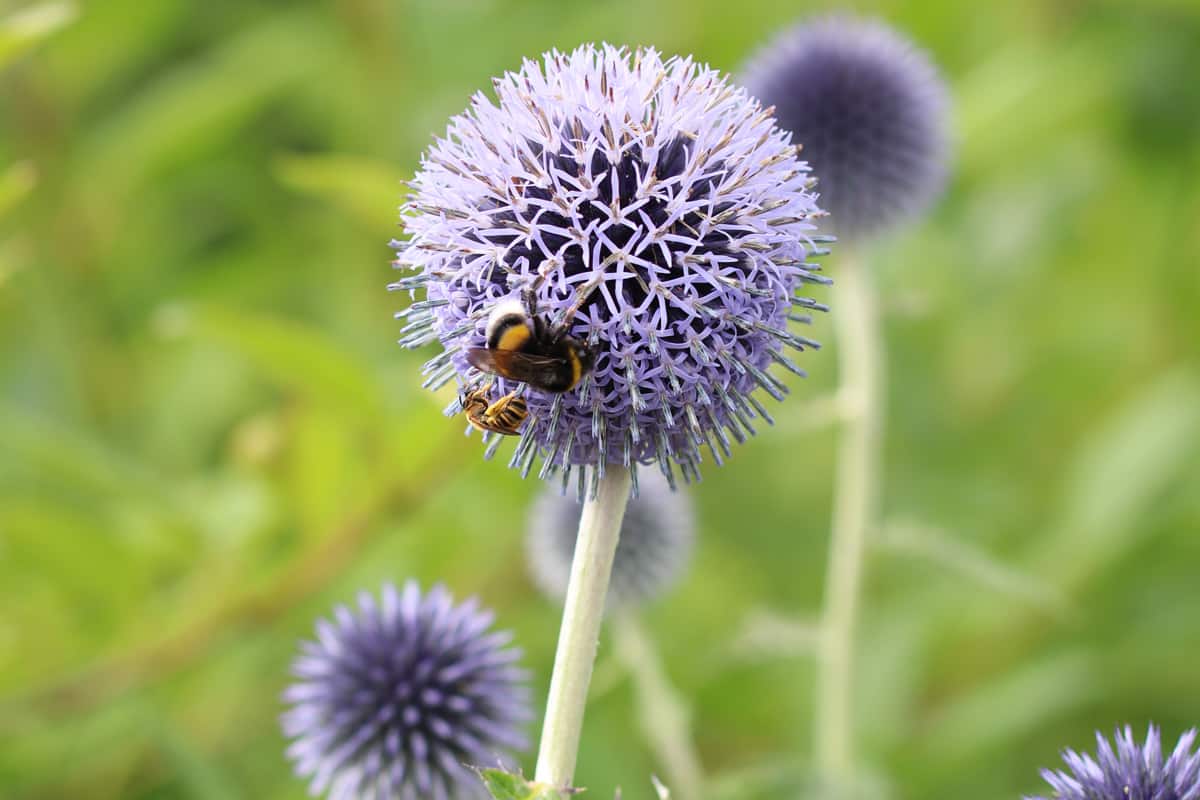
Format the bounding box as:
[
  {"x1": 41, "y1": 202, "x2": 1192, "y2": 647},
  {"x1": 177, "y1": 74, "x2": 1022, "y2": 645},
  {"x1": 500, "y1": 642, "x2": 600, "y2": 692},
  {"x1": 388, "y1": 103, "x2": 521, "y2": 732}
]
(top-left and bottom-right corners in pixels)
[
  {"x1": 1025, "y1": 725, "x2": 1200, "y2": 800},
  {"x1": 392, "y1": 44, "x2": 831, "y2": 489},
  {"x1": 281, "y1": 582, "x2": 531, "y2": 800}
]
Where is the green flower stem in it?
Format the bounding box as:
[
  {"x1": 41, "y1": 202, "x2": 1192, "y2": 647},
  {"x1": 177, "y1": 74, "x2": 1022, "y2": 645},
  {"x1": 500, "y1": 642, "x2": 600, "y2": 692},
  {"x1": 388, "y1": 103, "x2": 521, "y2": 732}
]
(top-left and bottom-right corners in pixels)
[
  {"x1": 815, "y1": 250, "x2": 884, "y2": 784},
  {"x1": 534, "y1": 465, "x2": 633, "y2": 789},
  {"x1": 613, "y1": 611, "x2": 705, "y2": 800}
]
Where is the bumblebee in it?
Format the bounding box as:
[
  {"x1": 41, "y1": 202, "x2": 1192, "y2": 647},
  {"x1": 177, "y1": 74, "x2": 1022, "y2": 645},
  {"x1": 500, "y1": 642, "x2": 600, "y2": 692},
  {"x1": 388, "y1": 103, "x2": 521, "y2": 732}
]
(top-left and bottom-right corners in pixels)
[
  {"x1": 465, "y1": 295, "x2": 594, "y2": 393},
  {"x1": 460, "y1": 382, "x2": 528, "y2": 436}
]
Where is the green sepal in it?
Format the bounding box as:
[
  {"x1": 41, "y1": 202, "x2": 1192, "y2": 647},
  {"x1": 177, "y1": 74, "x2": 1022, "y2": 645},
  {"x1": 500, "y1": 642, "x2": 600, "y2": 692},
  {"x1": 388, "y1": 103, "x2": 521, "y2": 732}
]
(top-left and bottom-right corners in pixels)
[{"x1": 474, "y1": 767, "x2": 573, "y2": 800}]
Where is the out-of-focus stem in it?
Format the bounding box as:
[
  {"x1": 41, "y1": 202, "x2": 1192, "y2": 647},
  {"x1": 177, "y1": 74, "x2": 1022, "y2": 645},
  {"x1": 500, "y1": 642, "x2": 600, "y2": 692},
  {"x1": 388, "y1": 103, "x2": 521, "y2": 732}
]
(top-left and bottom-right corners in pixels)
[
  {"x1": 815, "y1": 250, "x2": 884, "y2": 786},
  {"x1": 612, "y1": 611, "x2": 705, "y2": 800},
  {"x1": 534, "y1": 465, "x2": 633, "y2": 789}
]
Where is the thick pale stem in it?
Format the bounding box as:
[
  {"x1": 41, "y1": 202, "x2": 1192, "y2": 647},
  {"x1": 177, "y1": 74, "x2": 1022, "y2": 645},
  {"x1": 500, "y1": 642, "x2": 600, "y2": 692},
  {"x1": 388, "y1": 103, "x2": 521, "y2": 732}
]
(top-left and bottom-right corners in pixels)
[
  {"x1": 815, "y1": 251, "x2": 884, "y2": 785},
  {"x1": 612, "y1": 612, "x2": 705, "y2": 800},
  {"x1": 534, "y1": 465, "x2": 633, "y2": 789}
]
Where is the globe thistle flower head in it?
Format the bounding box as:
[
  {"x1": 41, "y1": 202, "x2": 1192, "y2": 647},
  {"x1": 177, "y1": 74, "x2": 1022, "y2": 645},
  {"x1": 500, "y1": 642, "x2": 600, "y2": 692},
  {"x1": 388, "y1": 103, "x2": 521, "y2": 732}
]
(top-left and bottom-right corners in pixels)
[
  {"x1": 527, "y1": 470, "x2": 695, "y2": 610},
  {"x1": 741, "y1": 16, "x2": 950, "y2": 239},
  {"x1": 393, "y1": 44, "x2": 831, "y2": 490},
  {"x1": 281, "y1": 582, "x2": 531, "y2": 800},
  {"x1": 1025, "y1": 725, "x2": 1200, "y2": 800}
]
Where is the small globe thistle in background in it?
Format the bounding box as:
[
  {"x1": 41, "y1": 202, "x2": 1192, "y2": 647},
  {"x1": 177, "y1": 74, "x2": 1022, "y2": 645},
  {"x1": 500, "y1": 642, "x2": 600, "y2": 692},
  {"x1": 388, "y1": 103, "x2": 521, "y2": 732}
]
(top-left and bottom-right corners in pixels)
[
  {"x1": 393, "y1": 44, "x2": 830, "y2": 488},
  {"x1": 741, "y1": 16, "x2": 950, "y2": 239},
  {"x1": 527, "y1": 470, "x2": 695, "y2": 610},
  {"x1": 281, "y1": 582, "x2": 531, "y2": 800},
  {"x1": 1025, "y1": 725, "x2": 1200, "y2": 800}
]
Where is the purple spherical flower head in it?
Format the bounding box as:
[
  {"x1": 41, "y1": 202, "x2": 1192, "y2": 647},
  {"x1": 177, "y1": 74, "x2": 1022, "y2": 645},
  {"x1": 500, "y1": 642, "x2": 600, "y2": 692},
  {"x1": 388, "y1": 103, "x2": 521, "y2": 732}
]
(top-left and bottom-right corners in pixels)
[
  {"x1": 1025, "y1": 725, "x2": 1200, "y2": 800},
  {"x1": 741, "y1": 16, "x2": 950, "y2": 239},
  {"x1": 392, "y1": 44, "x2": 830, "y2": 490},
  {"x1": 281, "y1": 582, "x2": 531, "y2": 800}
]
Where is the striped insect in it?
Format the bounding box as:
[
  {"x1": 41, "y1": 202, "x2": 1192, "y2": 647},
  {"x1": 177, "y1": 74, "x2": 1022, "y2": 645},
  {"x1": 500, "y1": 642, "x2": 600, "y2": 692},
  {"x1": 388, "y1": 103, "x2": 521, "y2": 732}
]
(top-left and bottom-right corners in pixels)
[
  {"x1": 465, "y1": 292, "x2": 594, "y2": 394},
  {"x1": 459, "y1": 381, "x2": 529, "y2": 436}
]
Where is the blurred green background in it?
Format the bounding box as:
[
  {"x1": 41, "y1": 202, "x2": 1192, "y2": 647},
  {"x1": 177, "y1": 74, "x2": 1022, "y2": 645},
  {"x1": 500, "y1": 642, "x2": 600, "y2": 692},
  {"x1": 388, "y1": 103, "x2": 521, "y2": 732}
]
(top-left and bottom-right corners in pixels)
[{"x1": 2, "y1": 0, "x2": 1199, "y2": 798}]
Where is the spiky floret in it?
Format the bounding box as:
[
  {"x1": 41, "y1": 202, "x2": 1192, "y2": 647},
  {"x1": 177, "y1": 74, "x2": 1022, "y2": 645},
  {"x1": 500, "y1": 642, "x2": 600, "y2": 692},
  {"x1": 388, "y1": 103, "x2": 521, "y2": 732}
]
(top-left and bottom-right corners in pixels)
[
  {"x1": 392, "y1": 44, "x2": 830, "y2": 489},
  {"x1": 281, "y1": 582, "x2": 531, "y2": 800},
  {"x1": 741, "y1": 16, "x2": 950, "y2": 238},
  {"x1": 1025, "y1": 725, "x2": 1200, "y2": 800},
  {"x1": 526, "y1": 469, "x2": 694, "y2": 609}
]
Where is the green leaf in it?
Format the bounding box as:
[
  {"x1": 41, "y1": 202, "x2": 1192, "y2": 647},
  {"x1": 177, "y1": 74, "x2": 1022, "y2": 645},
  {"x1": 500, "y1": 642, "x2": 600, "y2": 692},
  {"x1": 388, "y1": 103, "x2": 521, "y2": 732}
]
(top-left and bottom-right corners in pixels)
[
  {"x1": 724, "y1": 607, "x2": 822, "y2": 663},
  {"x1": 183, "y1": 306, "x2": 386, "y2": 421},
  {"x1": 475, "y1": 767, "x2": 569, "y2": 800},
  {"x1": 0, "y1": 1, "x2": 77, "y2": 71},
  {"x1": 1029, "y1": 369, "x2": 1200, "y2": 587},
  {"x1": 875, "y1": 518, "x2": 1070, "y2": 618},
  {"x1": 920, "y1": 650, "x2": 1100, "y2": 765},
  {"x1": 150, "y1": 712, "x2": 243, "y2": 800},
  {"x1": 285, "y1": 405, "x2": 359, "y2": 539},
  {"x1": 0, "y1": 500, "x2": 142, "y2": 606},
  {"x1": 706, "y1": 759, "x2": 819, "y2": 800},
  {"x1": 273, "y1": 152, "x2": 407, "y2": 233},
  {"x1": 0, "y1": 404, "x2": 197, "y2": 528},
  {"x1": 72, "y1": 9, "x2": 331, "y2": 198},
  {"x1": 36, "y1": 0, "x2": 187, "y2": 109},
  {"x1": 957, "y1": 38, "x2": 1112, "y2": 173},
  {"x1": 0, "y1": 160, "x2": 37, "y2": 219}
]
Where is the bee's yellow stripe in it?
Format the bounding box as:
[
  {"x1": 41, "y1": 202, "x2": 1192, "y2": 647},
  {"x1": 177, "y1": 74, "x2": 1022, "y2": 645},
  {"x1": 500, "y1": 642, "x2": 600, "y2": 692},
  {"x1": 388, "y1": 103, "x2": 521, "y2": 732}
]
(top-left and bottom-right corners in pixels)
[
  {"x1": 495, "y1": 321, "x2": 531, "y2": 352},
  {"x1": 568, "y1": 349, "x2": 582, "y2": 389}
]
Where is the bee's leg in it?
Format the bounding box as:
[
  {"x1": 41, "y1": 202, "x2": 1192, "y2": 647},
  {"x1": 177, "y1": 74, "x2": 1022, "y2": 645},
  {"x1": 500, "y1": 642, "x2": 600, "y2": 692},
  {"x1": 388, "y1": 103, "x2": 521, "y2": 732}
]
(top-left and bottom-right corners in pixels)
[
  {"x1": 468, "y1": 375, "x2": 495, "y2": 397},
  {"x1": 460, "y1": 377, "x2": 496, "y2": 413},
  {"x1": 521, "y1": 283, "x2": 540, "y2": 314},
  {"x1": 520, "y1": 285, "x2": 548, "y2": 340},
  {"x1": 484, "y1": 390, "x2": 521, "y2": 419},
  {"x1": 549, "y1": 275, "x2": 604, "y2": 340}
]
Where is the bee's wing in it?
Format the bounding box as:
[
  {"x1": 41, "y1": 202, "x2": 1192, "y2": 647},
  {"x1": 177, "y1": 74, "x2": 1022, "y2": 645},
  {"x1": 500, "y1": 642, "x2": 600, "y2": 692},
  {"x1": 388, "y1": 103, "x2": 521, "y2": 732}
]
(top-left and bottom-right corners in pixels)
[
  {"x1": 465, "y1": 347, "x2": 570, "y2": 387},
  {"x1": 465, "y1": 347, "x2": 503, "y2": 374}
]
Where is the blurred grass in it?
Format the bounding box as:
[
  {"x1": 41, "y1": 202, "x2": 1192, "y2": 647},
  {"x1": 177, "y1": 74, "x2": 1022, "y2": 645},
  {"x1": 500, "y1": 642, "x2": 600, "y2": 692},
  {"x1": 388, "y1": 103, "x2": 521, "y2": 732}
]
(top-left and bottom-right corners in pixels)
[{"x1": 2, "y1": 0, "x2": 1199, "y2": 798}]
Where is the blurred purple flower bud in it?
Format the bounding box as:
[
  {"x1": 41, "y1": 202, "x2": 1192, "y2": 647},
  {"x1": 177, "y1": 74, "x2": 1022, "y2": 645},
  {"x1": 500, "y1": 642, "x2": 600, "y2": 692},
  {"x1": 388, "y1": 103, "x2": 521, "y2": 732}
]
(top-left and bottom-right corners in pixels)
[
  {"x1": 742, "y1": 16, "x2": 950, "y2": 238},
  {"x1": 527, "y1": 470, "x2": 695, "y2": 610}
]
